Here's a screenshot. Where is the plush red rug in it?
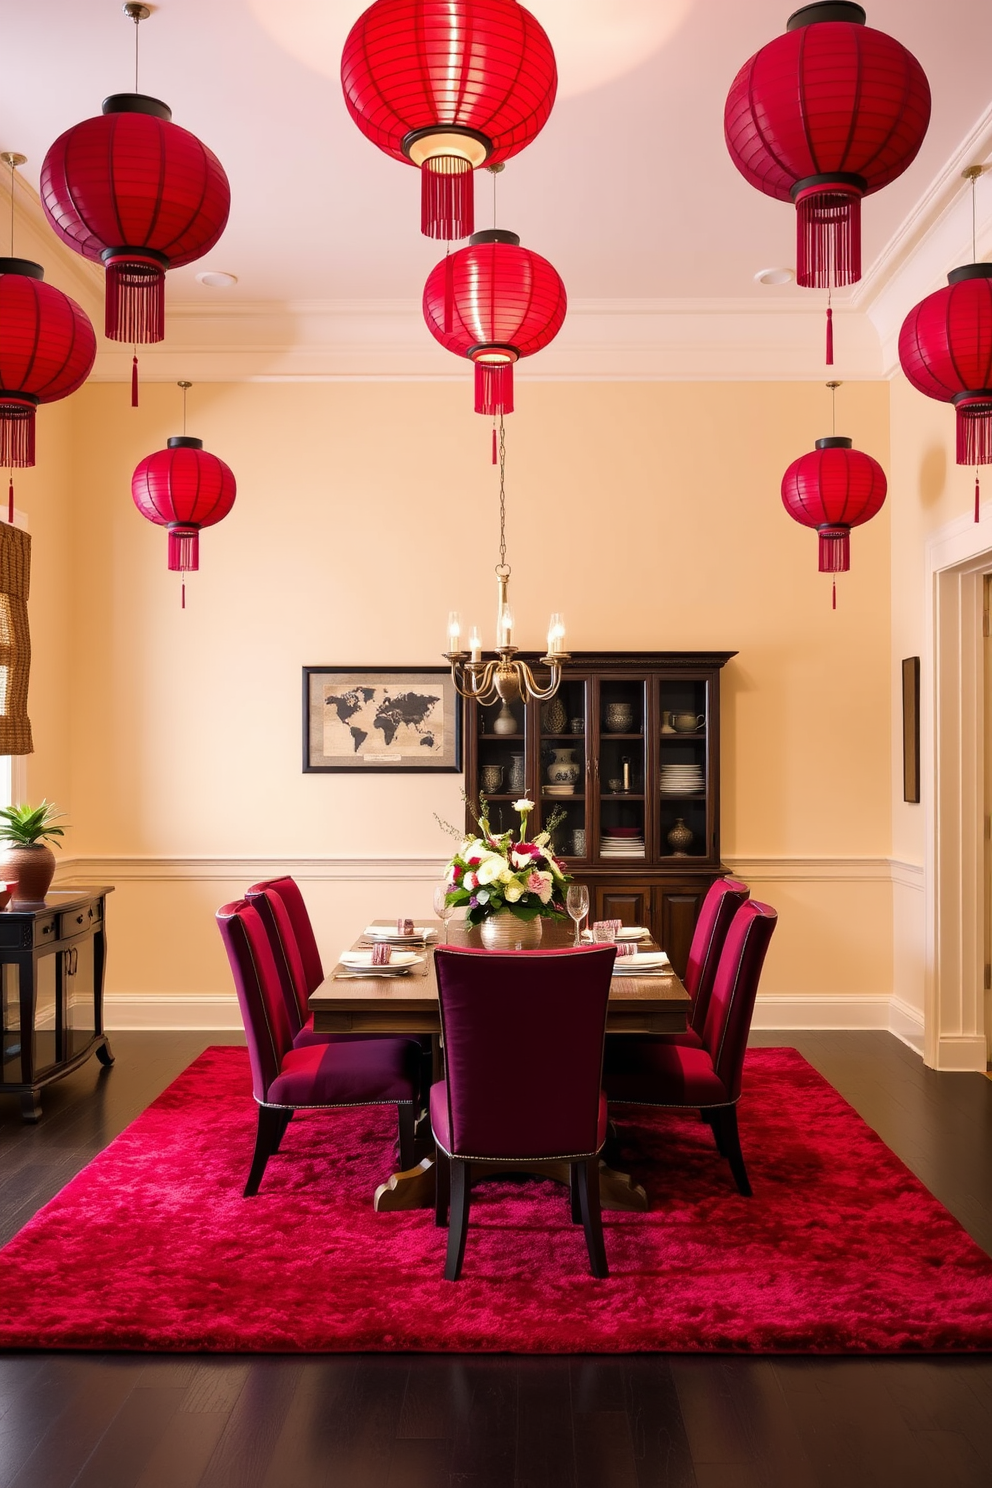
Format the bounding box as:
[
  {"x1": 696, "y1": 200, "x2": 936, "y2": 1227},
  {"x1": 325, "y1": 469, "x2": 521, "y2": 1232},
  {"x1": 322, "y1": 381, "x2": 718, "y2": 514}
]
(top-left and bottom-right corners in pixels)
[{"x1": 0, "y1": 1045, "x2": 990, "y2": 1354}]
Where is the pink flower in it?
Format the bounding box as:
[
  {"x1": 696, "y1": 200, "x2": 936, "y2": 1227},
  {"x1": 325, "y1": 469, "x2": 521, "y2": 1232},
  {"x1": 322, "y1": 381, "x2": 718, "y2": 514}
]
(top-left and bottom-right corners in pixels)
[
  {"x1": 451, "y1": 864, "x2": 463, "y2": 880},
  {"x1": 526, "y1": 871, "x2": 545, "y2": 893}
]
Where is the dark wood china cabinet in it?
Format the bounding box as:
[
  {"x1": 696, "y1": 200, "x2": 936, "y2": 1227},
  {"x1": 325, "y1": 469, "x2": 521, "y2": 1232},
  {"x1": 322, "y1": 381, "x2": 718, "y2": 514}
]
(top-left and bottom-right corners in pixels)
[{"x1": 462, "y1": 651, "x2": 736, "y2": 979}]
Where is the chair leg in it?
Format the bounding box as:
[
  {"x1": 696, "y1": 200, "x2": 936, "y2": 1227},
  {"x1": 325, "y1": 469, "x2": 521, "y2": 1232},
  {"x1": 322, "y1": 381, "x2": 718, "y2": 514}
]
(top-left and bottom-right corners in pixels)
[
  {"x1": 714, "y1": 1106, "x2": 751, "y2": 1197},
  {"x1": 575, "y1": 1157, "x2": 609, "y2": 1279},
  {"x1": 397, "y1": 1102, "x2": 416, "y2": 1171},
  {"x1": 275, "y1": 1108, "x2": 293, "y2": 1151},
  {"x1": 569, "y1": 1163, "x2": 582, "y2": 1223},
  {"x1": 444, "y1": 1160, "x2": 471, "y2": 1281},
  {"x1": 244, "y1": 1106, "x2": 286, "y2": 1197},
  {"x1": 434, "y1": 1148, "x2": 450, "y2": 1228},
  {"x1": 701, "y1": 1108, "x2": 726, "y2": 1155}
]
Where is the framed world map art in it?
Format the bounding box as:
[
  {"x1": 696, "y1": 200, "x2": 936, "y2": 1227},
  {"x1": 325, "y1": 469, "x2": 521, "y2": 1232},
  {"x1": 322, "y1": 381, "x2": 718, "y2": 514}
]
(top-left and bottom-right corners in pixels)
[{"x1": 303, "y1": 667, "x2": 462, "y2": 773}]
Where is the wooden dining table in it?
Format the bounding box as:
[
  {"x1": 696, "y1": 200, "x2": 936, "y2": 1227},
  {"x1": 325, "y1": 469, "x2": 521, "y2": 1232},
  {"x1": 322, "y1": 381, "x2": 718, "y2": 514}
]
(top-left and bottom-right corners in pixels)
[{"x1": 309, "y1": 918, "x2": 691, "y2": 1213}]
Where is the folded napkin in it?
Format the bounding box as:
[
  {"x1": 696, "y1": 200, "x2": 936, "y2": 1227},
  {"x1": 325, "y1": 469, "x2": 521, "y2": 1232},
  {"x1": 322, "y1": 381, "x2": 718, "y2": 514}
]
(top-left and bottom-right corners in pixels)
[
  {"x1": 371, "y1": 943, "x2": 393, "y2": 966},
  {"x1": 614, "y1": 941, "x2": 638, "y2": 958}
]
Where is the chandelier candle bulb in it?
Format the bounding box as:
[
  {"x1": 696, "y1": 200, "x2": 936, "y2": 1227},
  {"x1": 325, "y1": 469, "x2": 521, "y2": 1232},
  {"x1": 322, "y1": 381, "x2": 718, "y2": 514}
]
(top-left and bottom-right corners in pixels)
[
  {"x1": 447, "y1": 612, "x2": 463, "y2": 654},
  {"x1": 547, "y1": 613, "x2": 566, "y2": 656},
  {"x1": 469, "y1": 627, "x2": 483, "y2": 663}
]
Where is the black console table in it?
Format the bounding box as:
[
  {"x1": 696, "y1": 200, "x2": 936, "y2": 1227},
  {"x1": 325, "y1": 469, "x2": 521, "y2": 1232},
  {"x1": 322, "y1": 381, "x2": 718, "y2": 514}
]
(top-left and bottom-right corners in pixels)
[{"x1": 0, "y1": 887, "x2": 114, "y2": 1120}]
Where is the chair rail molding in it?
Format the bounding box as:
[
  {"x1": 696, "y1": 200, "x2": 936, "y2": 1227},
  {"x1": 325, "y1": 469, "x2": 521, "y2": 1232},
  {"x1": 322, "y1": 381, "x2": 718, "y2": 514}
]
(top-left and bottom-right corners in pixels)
[{"x1": 924, "y1": 509, "x2": 992, "y2": 1069}]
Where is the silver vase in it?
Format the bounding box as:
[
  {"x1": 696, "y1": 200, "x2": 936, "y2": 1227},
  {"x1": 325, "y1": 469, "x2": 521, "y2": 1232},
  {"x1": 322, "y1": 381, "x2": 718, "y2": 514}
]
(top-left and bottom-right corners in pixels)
[{"x1": 479, "y1": 912, "x2": 543, "y2": 950}]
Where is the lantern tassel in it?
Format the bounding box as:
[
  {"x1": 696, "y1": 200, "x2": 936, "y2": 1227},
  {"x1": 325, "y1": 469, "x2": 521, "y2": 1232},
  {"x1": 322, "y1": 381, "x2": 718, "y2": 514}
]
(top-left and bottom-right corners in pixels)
[
  {"x1": 826, "y1": 306, "x2": 834, "y2": 366},
  {"x1": 0, "y1": 405, "x2": 36, "y2": 468},
  {"x1": 181, "y1": 579, "x2": 186, "y2": 610},
  {"x1": 492, "y1": 425, "x2": 498, "y2": 464},
  {"x1": 422, "y1": 157, "x2": 474, "y2": 241},
  {"x1": 976, "y1": 473, "x2": 981, "y2": 524},
  {"x1": 795, "y1": 187, "x2": 862, "y2": 289},
  {"x1": 168, "y1": 527, "x2": 200, "y2": 572},
  {"x1": 817, "y1": 527, "x2": 850, "y2": 574},
  {"x1": 474, "y1": 362, "x2": 514, "y2": 417},
  {"x1": 131, "y1": 355, "x2": 139, "y2": 408},
  {"x1": 105, "y1": 259, "x2": 166, "y2": 343},
  {"x1": 832, "y1": 578, "x2": 837, "y2": 611},
  {"x1": 7, "y1": 478, "x2": 13, "y2": 525},
  {"x1": 956, "y1": 403, "x2": 992, "y2": 467}
]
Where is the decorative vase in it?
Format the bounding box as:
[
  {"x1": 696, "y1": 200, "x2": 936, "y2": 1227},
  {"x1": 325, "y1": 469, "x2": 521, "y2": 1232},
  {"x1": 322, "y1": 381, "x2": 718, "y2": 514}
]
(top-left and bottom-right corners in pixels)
[
  {"x1": 546, "y1": 747, "x2": 581, "y2": 787},
  {"x1": 492, "y1": 701, "x2": 519, "y2": 735},
  {"x1": 570, "y1": 717, "x2": 585, "y2": 734},
  {"x1": 507, "y1": 753, "x2": 526, "y2": 794},
  {"x1": 479, "y1": 911, "x2": 543, "y2": 950},
  {"x1": 666, "y1": 818, "x2": 694, "y2": 856},
  {"x1": 540, "y1": 695, "x2": 567, "y2": 735},
  {"x1": 3, "y1": 844, "x2": 57, "y2": 906},
  {"x1": 480, "y1": 763, "x2": 504, "y2": 793},
  {"x1": 604, "y1": 702, "x2": 634, "y2": 732},
  {"x1": 571, "y1": 828, "x2": 586, "y2": 856}
]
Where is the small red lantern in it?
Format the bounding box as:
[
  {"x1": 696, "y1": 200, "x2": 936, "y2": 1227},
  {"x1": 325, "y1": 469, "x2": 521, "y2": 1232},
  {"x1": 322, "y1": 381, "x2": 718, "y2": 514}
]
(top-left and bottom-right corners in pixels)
[
  {"x1": 781, "y1": 435, "x2": 887, "y2": 606},
  {"x1": 725, "y1": 3, "x2": 930, "y2": 309},
  {"x1": 423, "y1": 229, "x2": 566, "y2": 417},
  {"x1": 899, "y1": 264, "x2": 992, "y2": 520},
  {"x1": 131, "y1": 436, "x2": 236, "y2": 606},
  {"x1": 0, "y1": 257, "x2": 96, "y2": 488},
  {"x1": 341, "y1": 0, "x2": 557, "y2": 240},
  {"x1": 40, "y1": 95, "x2": 230, "y2": 357}
]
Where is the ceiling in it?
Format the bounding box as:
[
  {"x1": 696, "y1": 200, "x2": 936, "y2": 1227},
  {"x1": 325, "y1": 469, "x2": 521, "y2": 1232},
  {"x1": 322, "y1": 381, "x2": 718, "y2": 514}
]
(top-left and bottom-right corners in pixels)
[{"x1": 3, "y1": 0, "x2": 991, "y2": 317}]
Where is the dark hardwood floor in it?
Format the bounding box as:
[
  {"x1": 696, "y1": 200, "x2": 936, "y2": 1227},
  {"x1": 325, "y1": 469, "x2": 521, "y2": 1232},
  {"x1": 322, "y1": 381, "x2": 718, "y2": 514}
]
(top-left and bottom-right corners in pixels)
[{"x1": 1, "y1": 1030, "x2": 991, "y2": 1488}]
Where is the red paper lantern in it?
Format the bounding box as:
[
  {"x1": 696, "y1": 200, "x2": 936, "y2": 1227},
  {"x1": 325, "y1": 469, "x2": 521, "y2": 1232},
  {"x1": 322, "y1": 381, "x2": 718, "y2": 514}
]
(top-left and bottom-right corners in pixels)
[
  {"x1": 131, "y1": 437, "x2": 236, "y2": 594},
  {"x1": 341, "y1": 0, "x2": 557, "y2": 239},
  {"x1": 725, "y1": 2, "x2": 930, "y2": 289},
  {"x1": 781, "y1": 437, "x2": 886, "y2": 597},
  {"x1": 0, "y1": 257, "x2": 96, "y2": 470},
  {"x1": 41, "y1": 95, "x2": 230, "y2": 349},
  {"x1": 423, "y1": 230, "x2": 566, "y2": 415},
  {"x1": 899, "y1": 264, "x2": 992, "y2": 485}
]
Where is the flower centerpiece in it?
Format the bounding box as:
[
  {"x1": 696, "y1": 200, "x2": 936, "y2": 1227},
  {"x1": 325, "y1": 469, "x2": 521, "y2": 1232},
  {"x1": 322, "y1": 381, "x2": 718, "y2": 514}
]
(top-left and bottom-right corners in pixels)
[{"x1": 441, "y1": 798, "x2": 571, "y2": 949}]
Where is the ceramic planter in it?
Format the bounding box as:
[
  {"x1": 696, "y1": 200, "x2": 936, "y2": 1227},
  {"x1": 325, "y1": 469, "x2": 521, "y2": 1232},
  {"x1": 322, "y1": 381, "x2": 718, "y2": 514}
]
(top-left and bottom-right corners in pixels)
[{"x1": 2, "y1": 843, "x2": 57, "y2": 906}]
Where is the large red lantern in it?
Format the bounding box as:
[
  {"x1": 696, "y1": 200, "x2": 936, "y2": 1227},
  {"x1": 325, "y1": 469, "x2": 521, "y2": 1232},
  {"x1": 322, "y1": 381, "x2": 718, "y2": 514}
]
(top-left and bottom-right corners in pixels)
[
  {"x1": 40, "y1": 95, "x2": 230, "y2": 360},
  {"x1": 899, "y1": 264, "x2": 992, "y2": 520},
  {"x1": 0, "y1": 257, "x2": 96, "y2": 485},
  {"x1": 341, "y1": 0, "x2": 557, "y2": 240},
  {"x1": 725, "y1": 3, "x2": 930, "y2": 300},
  {"x1": 781, "y1": 435, "x2": 887, "y2": 606},
  {"x1": 423, "y1": 230, "x2": 566, "y2": 417},
  {"x1": 131, "y1": 436, "x2": 236, "y2": 606}
]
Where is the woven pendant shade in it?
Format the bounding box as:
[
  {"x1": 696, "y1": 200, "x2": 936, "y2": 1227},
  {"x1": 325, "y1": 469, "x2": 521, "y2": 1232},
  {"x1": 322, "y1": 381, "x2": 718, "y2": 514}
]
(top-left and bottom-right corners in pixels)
[
  {"x1": 725, "y1": 3, "x2": 930, "y2": 288},
  {"x1": 422, "y1": 230, "x2": 566, "y2": 415},
  {"x1": 41, "y1": 95, "x2": 230, "y2": 344},
  {"x1": 0, "y1": 259, "x2": 96, "y2": 468},
  {"x1": 781, "y1": 436, "x2": 887, "y2": 575},
  {"x1": 0, "y1": 522, "x2": 33, "y2": 755},
  {"x1": 341, "y1": 0, "x2": 557, "y2": 239},
  {"x1": 132, "y1": 437, "x2": 237, "y2": 578},
  {"x1": 899, "y1": 264, "x2": 992, "y2": 468}
]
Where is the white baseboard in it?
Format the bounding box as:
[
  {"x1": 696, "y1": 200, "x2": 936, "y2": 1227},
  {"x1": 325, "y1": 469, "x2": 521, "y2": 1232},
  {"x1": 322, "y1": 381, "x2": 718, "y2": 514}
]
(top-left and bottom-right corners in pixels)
[
  {"x1": 888, "y1": 994, "x2": 926, "y2": 1054},
  {"x1": 751, "y1": 993, "x2": 892, "y2": 1031},
  {"x1": 104, "y1": 993, "x2": 242, "y2": 1031}
]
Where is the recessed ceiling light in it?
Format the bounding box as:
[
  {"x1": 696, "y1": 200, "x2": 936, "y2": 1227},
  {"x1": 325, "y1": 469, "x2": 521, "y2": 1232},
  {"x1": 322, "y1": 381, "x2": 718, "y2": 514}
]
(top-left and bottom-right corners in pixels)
[
  {"x1": 754, "y1": 267, "x2": 795, "y2": 286},
  {"x1": 196, "y1": 270, "x2": 238, "y2": 288}
]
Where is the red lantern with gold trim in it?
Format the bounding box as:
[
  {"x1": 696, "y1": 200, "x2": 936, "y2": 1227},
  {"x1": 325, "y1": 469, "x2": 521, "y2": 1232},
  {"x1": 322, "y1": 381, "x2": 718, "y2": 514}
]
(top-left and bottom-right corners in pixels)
[
  {"x1": 781, "y1": 435, "x2": 887, "y2": 606},
  {"x1": 131, "y1": 436, "x2": 236, "y2": 607}
]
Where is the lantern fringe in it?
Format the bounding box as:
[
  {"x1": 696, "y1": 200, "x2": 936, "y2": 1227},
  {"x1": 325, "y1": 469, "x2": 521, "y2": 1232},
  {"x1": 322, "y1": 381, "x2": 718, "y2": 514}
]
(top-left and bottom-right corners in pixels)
[
  {"x1": 168, "y1": 527, "x2": 200, "y2": 572},
  {"x1": 796, "y1": 190, "x2": 861, "y2": 289},
  {"x1": 976, "y1": 474, "x2": 981, "y2": 524},
  {"x1": 818, "y1": 528, "x2": 850, "y2": 573},
  {"x1": 956, "y1": 405, "x2": 992, "y2": 467},
  {"x1": 105, "y1": 261, "x2": 166, "y2": 344},
  {"x1": 422, "y1": 157, "x2": 474, "y2": 241},
  {"x1": 492, "y1": 426, "x2": 498, "y2": 464},
  {"x1": 7, "y1": 478, "x2": 13, "y2": 525},
  {"x1": 826, "y1": 306, "x2": 834, "y2": 365},
  {"x1": 475, "y1": 362, "x2": 514, "y2": 417},
  {"x1": 0, "y1": 407, "x2": 36, "y2": 468},
  {"x1": 832, "y1": 578, "x2": 837, "y2": 611}
]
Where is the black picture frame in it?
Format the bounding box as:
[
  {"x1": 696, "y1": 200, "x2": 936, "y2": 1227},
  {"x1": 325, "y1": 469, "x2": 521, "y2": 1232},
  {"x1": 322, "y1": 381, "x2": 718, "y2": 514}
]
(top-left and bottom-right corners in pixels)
[
  {"x1": 303, "y1": 666, "x2": 462, "y2": 773},
  {"x1": 902, "y1": 657, "x2": 920, "y2": 804}
]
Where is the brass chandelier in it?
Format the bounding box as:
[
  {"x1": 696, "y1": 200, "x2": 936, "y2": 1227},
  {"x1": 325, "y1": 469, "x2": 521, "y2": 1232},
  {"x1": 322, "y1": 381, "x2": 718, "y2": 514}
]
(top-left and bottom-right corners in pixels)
[{"x1": 444, "y1": 422, "x2": 569, "y2": 704}]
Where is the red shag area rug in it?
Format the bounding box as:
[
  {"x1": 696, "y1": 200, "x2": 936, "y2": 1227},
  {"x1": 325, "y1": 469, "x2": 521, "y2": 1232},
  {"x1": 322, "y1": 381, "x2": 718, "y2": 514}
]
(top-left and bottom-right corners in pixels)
[{"x1": 1, "y1": 1045, "x2": 991, "y2": 1354}]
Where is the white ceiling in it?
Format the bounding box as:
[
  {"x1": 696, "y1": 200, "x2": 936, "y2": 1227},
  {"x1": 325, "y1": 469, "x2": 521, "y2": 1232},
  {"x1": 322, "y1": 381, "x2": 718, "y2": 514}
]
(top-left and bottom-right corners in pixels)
[{"x1": 3, "y1": 0, "x2": 991, "y2": 316}]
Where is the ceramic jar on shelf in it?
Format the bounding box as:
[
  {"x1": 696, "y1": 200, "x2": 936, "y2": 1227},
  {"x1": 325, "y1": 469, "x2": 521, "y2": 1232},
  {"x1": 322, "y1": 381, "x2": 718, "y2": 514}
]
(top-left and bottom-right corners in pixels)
[
  {"x1": 546, "y1": 748, "x2": 581, "y2": 787},
  {"x1": 604, "y1": 702, "x2": 634, "y2": 732}
]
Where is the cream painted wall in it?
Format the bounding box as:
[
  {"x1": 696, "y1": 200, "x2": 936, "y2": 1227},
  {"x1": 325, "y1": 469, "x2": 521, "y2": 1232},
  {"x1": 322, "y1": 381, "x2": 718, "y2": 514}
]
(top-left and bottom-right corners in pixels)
[{"x1": 50, "y1": 377, "x2": 893, "y2": 1010}]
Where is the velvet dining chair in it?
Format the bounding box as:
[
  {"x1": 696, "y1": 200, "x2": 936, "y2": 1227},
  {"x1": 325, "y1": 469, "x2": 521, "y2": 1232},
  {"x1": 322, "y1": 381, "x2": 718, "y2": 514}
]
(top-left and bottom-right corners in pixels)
[
  {"x1": 603, "y1": 900, "x2": 777, "y2": 1197},
  {"x1": 680, "y1": 876, "x2": 751, "y2": 1043},
  {"x1": 432, "y1": 943, "x2": 617, "y2": 1282},
  {"x1": 216, "y1": 898, "x2": 419, "y2": 1196}
]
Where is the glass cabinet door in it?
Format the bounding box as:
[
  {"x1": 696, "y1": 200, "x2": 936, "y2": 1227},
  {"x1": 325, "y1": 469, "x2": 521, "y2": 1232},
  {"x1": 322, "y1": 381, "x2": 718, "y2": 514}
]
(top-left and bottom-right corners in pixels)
[
  {"x1": 474, "y1": 695, "x2": 532, "y2": 837},
  {"x1": 657, "y1": 676, "x2": 712, "y2": 861},
  {"x1": 595, "y1": 677, "x2": 648, "y2": 863},
  {"x1": 537, "y1": 679, "x2": 588, "y2": 860}
]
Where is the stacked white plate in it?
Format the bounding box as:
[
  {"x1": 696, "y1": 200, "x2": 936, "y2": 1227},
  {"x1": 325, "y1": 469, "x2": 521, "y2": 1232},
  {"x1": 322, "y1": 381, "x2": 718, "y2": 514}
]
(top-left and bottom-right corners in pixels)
[
  {"x1": 601, "y1": 829, "x2": 645, "y2": 858},
  {"x1": 660, "y1": 764, "x2": 704, "y2": 795},
  {"x1": 544, "y1": 784, "x2": 576, "y2": 796}
]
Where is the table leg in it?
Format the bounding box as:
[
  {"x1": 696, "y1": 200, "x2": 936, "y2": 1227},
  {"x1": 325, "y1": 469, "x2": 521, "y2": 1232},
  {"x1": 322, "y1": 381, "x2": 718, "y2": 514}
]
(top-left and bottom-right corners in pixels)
[
  {"x1": 372, "y1": 1154, "x2": 647, "y2": 1212},
  {"x1": 96, "y1": 1036, "x2": 115, "y2": 1067}
]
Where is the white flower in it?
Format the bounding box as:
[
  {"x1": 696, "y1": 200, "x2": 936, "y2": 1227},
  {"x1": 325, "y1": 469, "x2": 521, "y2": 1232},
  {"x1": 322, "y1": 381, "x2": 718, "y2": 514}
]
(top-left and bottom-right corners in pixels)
[
  {"x1": 511, "y1": 848, "x2": 536, "y2": 870},
  {"x1": 504, "y1": 881, "x2": 524, "y2": 903},
  {"x1": 476, "y1": 853, "x2": 507, "y2": 886},
  {"x1": 499, "y1": 866, "x2": 516, "y2": 885},
  {"x1": 463, "y1": 871, "x2": 478, "y2": 892},
  {"x1": 533, "y1": 831, "x2": 550, "y2": 847},
  {"x1": 513, "y1": 798, "x2": 534, "y2": 813},
  {"x1": 476, "y1": 888, "x2": 490, "y2": 904}
]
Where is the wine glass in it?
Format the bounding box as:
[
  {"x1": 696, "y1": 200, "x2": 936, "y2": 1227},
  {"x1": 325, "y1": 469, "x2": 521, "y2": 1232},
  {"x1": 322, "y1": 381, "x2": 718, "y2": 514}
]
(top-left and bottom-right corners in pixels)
[
  {"x1": 433, "y1": 884, "x2": 455, "y2": 945},
  {"x1": 566, "y1": 884, "x2": 590, "y2": 947}
]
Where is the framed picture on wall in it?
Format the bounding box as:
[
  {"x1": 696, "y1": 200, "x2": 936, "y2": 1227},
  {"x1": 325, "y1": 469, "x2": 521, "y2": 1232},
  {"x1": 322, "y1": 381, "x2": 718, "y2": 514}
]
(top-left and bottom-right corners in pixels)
[
  {"x1": 902, "y1": 657, "x2": 920, "y2": 804},
  {"x1": 303, "y1": 667, "x2": 462, "y2": 773}
]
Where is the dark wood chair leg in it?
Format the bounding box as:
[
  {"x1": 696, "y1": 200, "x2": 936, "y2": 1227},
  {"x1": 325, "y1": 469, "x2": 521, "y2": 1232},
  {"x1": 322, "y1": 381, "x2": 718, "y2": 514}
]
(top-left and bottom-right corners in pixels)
[
  {"x1": 397, "y1": 1102, "x2": 416, "y2": 1171},
  {"x1": 244, "y1": 1106, "x2": 285, "y2": 1197},
  {"x1": 434, "y1": 1148, "x2": 450, "y2": 1228},
  {"x1": 444, "y1": 1160, "x2": 471, "y2": 1281},
  {"x1": 569, "y1": 1163, "x2": 582, "y2": 1223},
  {"x1": 576, "y1": 1157, "x2": 609, "y2": 1279},
  {"x1": 275, "y1": 1109, "x2": 293, "y2": 1150},
  {"x1": 95, "y1": 1036, "x2": 115, "y2": 1067},
  {"x1": 715, "y1": 1106, "x2": 751, "y2": 1197},
  {"x1": 701, "y1": 1108, "x2": 725, "y2": 1154}
]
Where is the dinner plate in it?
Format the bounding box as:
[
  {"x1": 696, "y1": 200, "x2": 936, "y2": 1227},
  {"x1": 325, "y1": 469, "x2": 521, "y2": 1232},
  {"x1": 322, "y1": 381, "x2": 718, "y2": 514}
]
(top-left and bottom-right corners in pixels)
[
  {"x1": 340, "y1": 950, "x2": 424, "y2": 970},
  {"x1": 363, "y1": 925, "x2": 436, "y2": 941},
  {"x1": 582, "y1": 927, "x2": 650, "y2": 942},
  {"x1": 610, "y1": 951, "x2": 671, "y2": 973}
]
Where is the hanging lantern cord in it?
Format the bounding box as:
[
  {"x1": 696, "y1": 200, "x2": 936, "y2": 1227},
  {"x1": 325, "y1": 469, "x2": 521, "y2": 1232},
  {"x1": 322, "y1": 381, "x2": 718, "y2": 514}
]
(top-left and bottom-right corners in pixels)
[
  {"x1": 961, "y1": 168, "x2": 986, "y2": 520},
  {"x1": 124, "y1": 4, "x2": 151, "y2": 92},
  {"x1": 496, "y1": 414, "x2": 508, "y2": 577},
  {"x1": 827, "y1": 380, "x2": 840, "y2": 436},
  {"x1": 1, "y1": 151, "x2": 26, "y2": 256},
  {"x1": 178, "y1": 379, "x2": 192, "y2": 435},
  {"x1": 487, "y1": 161, "x2": 504, "y2": 231}
]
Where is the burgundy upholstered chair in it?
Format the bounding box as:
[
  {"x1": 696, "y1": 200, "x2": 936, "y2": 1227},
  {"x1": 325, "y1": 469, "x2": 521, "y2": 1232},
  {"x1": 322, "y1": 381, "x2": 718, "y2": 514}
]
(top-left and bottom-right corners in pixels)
[
  {"x1": 603, "y1": 900, "x2": 777, "y2": 1196},
  {"x1": 246, "y1": 876, "x2": 322, "y2": 1022},
  {"x1": 432, "y1": 944, "x2": 616, "y2": 1281},
  {"x1": 678, "y1": 876, "x2": 751, "y2": 1044},
  {"x1": 217, "y1": 899, "x2": 419, "y2": 1196}
]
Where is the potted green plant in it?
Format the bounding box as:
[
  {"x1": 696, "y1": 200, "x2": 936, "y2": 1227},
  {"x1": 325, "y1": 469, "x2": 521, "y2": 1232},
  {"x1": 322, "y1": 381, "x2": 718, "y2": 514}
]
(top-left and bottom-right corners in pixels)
[{"x1": 0, "y1": 801, "x2": 67, "y2": 906}]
